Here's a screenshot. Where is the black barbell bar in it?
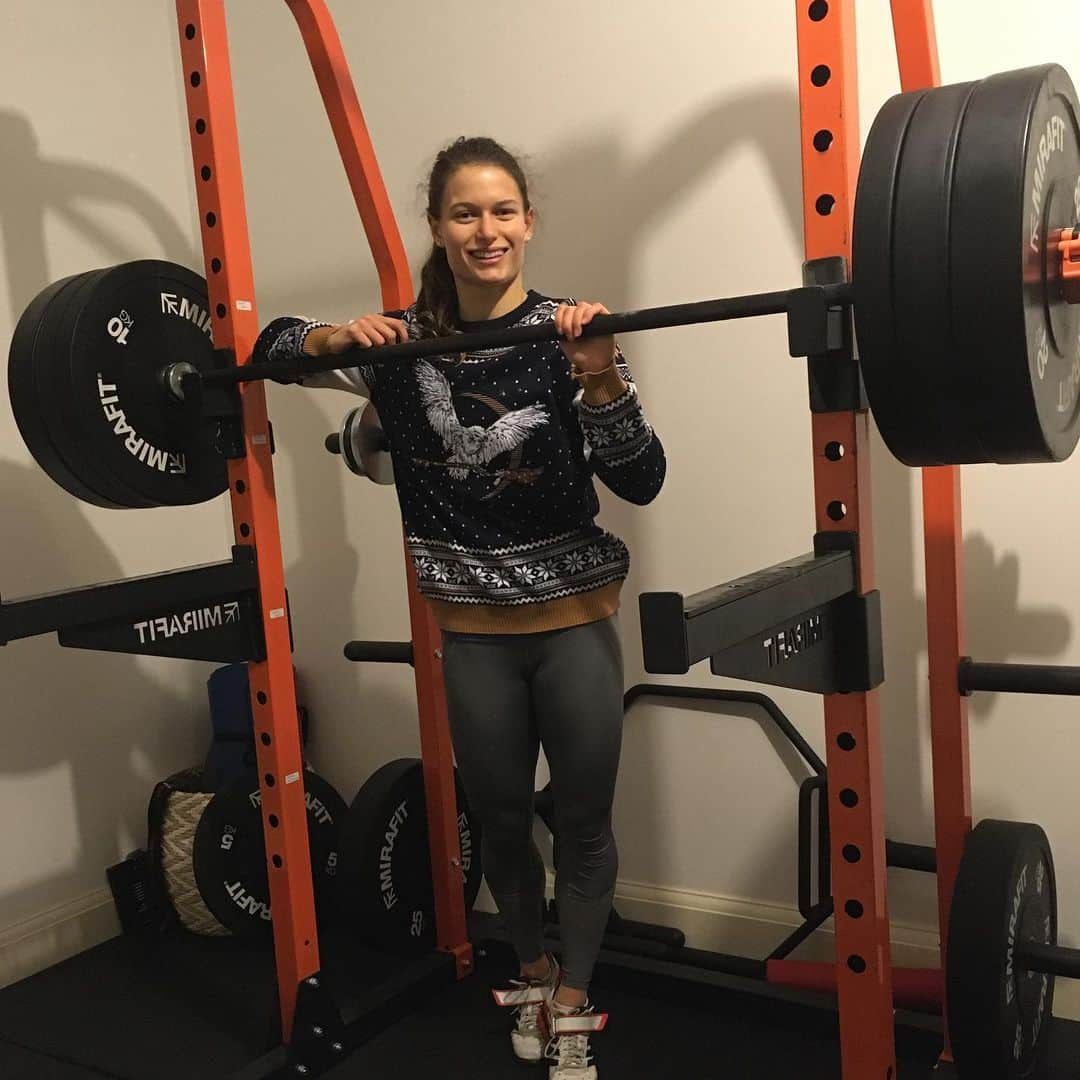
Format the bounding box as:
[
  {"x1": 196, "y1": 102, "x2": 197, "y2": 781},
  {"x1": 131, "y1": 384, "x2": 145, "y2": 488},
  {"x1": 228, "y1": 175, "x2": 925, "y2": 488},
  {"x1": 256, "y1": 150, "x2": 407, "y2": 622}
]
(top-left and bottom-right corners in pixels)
[
  {"x1": 1015, "y1": 941, "x2": 1080, "y2": 980},
  {"x1": 884, "y1": 839, "x2": 937, "y2": 874},
  {"x1": 343, "y1": 640, "x2": 414, "y2": 665},
  {"x1": 191, "y1": 283, "x2": 854, "y2": 392},
  {"x1": 958, "y1": 658, "x2": 1080, "y2": 696}
]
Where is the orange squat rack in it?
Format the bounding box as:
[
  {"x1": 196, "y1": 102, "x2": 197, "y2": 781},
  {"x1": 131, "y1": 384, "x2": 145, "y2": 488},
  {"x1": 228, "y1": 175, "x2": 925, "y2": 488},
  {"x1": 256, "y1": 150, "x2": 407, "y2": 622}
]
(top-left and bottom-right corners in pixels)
[
  {"x1": 171, "y1": 1, "x2": 970, "y2": 1077},
  {"x1": 885, "y1": 1, "x2": 973, "y2": 1067},
  {"x1": 174, "y1": 0, "x2": 472, "y2": 1048}
]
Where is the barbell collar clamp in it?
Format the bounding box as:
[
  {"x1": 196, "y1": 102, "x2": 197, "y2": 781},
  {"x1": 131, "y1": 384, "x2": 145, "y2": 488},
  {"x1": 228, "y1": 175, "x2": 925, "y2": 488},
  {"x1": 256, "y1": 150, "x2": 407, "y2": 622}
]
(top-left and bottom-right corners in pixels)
[
  {"x1": 163, "y1": 361, "x2": 198, "y2": 402},
  {"x1": 1059, "y1": 225, "x2": 1080, "y2": 304}
]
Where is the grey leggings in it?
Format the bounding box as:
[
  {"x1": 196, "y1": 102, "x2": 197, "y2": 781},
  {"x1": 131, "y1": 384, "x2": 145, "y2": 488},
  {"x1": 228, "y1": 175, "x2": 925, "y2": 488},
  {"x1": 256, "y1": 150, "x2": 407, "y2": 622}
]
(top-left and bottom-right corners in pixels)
[{"x1": 441, "y1": 616, "x2": 623, "y2": 991}]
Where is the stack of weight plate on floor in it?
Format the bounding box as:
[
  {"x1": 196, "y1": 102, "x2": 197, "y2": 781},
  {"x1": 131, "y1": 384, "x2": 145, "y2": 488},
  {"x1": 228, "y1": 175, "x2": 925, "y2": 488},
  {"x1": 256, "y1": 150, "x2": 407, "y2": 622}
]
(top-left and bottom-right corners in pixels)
[
  {"x1": 854, "y1": 64, "x2": 1080, "y2": 466},
  {"x1": 148, "y1": 766, "x2": 347, "y2": 937},
  {"x1": 146, "y1": 756, "x2": 486, "y2": 944},
  {"x1": 7, "y1": 260, "x2": 227, "y2": 507}
]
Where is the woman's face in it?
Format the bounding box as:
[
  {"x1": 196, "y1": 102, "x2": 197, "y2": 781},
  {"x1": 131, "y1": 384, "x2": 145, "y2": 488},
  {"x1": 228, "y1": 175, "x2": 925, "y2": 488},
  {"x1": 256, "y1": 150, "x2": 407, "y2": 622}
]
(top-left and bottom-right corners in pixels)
[{"x1": 430, "y1": 164, "x2": 534, "y2": 296}]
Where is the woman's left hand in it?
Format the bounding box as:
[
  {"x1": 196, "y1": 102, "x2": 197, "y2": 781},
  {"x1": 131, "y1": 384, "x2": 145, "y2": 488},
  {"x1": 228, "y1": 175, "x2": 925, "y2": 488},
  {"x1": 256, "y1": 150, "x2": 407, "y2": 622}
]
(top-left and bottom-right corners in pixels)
[{"x1": 555, "y1": 301, "x2": 617, "y2": 374}]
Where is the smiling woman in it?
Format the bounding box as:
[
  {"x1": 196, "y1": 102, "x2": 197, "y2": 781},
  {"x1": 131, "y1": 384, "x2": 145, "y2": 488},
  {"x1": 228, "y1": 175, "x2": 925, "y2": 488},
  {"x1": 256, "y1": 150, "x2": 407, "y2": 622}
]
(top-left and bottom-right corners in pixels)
[
  {"x1": 422, "y1": 140, "x2": 536, "y2": 331},
  {"x1": 251, "y1": 134, "x2": 666, "y2": 1080}
]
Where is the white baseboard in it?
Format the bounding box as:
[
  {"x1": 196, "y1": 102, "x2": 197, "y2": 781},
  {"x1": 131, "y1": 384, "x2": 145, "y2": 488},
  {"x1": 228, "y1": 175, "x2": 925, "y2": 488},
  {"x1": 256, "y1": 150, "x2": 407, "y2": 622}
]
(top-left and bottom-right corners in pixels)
[
  {"x1": 608, "y1": 875, "x2": 942, "y2": 967},
  {"x1": 0, "y1": 888, "x2": 119, "y2": 990},
  {"x1": 5, "y1": 877, "x2": 1078, "y2": 1024}
]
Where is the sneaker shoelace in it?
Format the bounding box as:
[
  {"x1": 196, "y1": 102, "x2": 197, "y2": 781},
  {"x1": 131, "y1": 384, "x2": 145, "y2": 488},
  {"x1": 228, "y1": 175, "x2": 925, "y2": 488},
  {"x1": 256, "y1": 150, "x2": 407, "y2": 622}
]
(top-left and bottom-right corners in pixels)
[
  {"x1": 509, "y1": 979, "x2": 544, "y2": 1033},
  {"x1": 548, "y1": 1030, "x2": 593, "y2": 1069}
]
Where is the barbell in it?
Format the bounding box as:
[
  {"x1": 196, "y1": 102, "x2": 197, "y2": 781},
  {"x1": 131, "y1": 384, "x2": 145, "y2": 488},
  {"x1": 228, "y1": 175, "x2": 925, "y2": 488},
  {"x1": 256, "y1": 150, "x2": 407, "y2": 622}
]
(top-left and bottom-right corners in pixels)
[{"x1": 8, "y1": 64, "x2": 1080, "y2": 509}]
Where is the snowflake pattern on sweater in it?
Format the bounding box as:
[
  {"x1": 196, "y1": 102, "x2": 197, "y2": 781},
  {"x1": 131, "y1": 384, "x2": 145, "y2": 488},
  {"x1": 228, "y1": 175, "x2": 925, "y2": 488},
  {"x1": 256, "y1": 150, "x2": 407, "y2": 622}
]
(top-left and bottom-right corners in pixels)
[{"x1": 253, "y1": 291, "x2": 666, "y2": 610}]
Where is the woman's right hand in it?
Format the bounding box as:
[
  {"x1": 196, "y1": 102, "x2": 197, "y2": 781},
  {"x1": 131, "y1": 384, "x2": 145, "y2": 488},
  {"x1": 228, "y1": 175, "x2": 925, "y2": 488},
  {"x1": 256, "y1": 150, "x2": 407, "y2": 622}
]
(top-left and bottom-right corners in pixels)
[{"x1": 304, "y1": 315, "x2": 410, "y2": 357}]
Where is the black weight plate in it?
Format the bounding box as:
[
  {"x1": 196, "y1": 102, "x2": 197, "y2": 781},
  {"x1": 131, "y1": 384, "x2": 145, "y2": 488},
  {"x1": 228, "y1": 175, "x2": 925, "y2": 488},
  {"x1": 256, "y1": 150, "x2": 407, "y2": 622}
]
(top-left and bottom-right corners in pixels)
[
  {"x1": 947, "y1": 819, "x2": 1056, "y2": 1080},
  {"x1": 37, "y1": 269, "x2": 156, "y2": 507},
  {"x1": 191, "y1": 769, "x2": 347, "y2": 937},
  {"x1": 853, "y1": 89, "x2": 932, "y2": 465},
  {"x1": 7, "y1": 273, "x2": 131, "y2": 507},
  {"x1": 7, "y1": 274, "x2": 92, "y2": 501},
  {"x1": 51, "y1": 260, "x2": 227, "y2": 506},
  {"x1": 951, "y1": 65, "x2": 1080, "y2": 463},
  {"x1": 891, "y1": 80, "x2": 984, "y2": 465},
  {"x1": 64, "y1": 260, "x2": 227, "y2": 505},
  {"x1": 339, "y1": 758, "x2": 483, "y2": 954}
]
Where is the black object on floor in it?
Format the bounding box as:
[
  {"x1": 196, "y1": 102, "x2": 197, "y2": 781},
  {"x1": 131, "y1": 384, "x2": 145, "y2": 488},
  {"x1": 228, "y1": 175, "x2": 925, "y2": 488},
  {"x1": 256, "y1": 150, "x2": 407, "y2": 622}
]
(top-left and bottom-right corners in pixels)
[
  {"x1": 317, "y1": 936, "x2": 1080, "y2": 1080},
  {"x1": 0, "y1": 928, "x2": 453, "y2": 1079},
  {"x1": 0, "y1": 1040, "x2": 117, "y2": 1080},
  {"x1": 1, "y1": 925, "x2": 1079, "y2": 1079}
]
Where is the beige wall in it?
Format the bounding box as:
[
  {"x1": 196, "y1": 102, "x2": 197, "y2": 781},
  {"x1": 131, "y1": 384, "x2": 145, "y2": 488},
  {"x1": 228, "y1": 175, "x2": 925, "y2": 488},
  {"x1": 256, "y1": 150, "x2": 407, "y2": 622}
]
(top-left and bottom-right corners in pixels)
[{"x1": 2, "y1": 0, "x2": 1080, "y2": 1013}]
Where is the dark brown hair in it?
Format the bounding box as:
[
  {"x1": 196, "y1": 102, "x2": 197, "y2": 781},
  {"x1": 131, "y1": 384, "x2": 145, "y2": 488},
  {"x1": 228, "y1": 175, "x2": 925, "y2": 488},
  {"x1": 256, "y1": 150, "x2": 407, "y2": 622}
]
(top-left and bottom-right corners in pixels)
[{"x1": 416, "y1": 136, "x2": 531, "y2": 339}]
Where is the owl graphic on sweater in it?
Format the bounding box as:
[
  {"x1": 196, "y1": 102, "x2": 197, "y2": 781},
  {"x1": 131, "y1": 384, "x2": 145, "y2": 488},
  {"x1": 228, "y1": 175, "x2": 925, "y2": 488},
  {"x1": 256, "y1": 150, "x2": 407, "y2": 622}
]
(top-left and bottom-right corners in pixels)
[{"x1": 415, "y1": 361, "x2": 548, "y2": 483}]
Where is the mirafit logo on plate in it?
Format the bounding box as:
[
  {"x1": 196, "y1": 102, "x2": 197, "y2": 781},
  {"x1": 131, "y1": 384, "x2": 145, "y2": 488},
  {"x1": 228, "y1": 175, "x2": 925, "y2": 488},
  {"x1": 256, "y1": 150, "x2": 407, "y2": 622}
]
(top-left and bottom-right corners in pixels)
[
  {"x1": 96, "y1": 289, "x2": 212, "y2": 478},
  {"x1": 95, "y1": 291, "x2": 213, "y2": 477},
  {"x1": 159, "y1": 290, "x2": 214, "y2": 338},
  {"x1": 97, "y1": 369, "x2": 188, "y2": 476}
]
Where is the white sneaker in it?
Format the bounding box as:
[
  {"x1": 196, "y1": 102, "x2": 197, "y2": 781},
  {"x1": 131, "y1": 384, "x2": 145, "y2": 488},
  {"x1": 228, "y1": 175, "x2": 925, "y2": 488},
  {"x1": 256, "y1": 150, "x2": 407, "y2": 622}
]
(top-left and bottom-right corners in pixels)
[
  {"x1": 544, "y1": 1000, "x2": 607, "y2": 1080},
  {"x1": 492, "y1": 953, "x2": 561, "y2": 1063}
]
